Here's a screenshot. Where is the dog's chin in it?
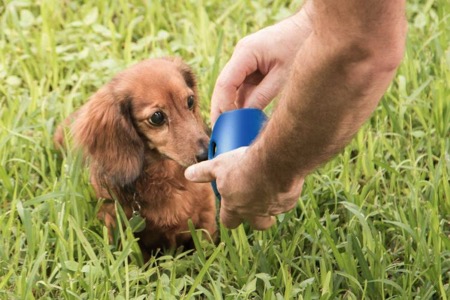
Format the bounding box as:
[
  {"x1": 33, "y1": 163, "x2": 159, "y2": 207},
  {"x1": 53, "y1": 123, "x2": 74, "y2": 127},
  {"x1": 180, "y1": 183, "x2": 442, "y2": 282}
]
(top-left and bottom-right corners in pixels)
[
  {"x1": 158, "y1": 153, "x2": 197, "y2": 168},
  {"x1": 176, "y1": 158, "x2": 198, "y2": 168}
]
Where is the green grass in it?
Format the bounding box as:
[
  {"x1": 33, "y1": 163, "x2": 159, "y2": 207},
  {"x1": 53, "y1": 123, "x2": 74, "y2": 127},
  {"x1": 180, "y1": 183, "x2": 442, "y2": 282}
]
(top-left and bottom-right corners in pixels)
[{"x1": 0, "y1": 0, "x2": 449, "y2": 299}]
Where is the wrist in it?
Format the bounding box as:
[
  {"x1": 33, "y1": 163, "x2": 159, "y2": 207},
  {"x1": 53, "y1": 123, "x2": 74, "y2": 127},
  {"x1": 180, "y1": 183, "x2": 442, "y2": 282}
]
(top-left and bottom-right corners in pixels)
[{"x1": 245, "y1": 136, "x2": 305, "y2": 195}]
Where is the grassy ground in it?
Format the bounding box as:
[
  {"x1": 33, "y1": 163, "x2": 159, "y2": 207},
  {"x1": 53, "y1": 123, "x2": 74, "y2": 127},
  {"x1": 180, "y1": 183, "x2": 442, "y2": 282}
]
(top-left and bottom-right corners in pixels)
[{"x1": 0, "y1": 0, "x2": 449, "y2": 299}]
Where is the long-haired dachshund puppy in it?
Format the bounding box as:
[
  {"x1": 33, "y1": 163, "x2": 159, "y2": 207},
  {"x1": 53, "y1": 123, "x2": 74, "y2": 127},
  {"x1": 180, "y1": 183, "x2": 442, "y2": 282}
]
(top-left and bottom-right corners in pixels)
[{"x1": 54, "y1": 58, "x2": 217, "y2": 258}]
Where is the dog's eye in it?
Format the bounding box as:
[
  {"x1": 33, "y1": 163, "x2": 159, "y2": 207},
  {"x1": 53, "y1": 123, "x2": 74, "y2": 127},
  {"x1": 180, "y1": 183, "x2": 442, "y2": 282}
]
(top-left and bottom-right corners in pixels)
[
  {"x1": 187, "y1": 95, "x2": 195, "y2": 110},
  {"x1": 148, "y1": 111, "x2": 165, "y2": 126}
]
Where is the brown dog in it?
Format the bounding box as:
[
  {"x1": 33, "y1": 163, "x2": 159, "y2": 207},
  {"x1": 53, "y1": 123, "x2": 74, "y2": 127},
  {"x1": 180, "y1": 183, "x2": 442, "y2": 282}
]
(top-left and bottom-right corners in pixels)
[{"x1": 54, "y1": 58, "x2": 217, "y2": 258}]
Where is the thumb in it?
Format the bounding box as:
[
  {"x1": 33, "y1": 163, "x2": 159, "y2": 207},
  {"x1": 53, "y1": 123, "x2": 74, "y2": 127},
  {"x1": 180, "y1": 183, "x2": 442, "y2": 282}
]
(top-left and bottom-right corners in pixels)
[{"x1": 184, "y1": 160, "x2": 216, "y2": 182}]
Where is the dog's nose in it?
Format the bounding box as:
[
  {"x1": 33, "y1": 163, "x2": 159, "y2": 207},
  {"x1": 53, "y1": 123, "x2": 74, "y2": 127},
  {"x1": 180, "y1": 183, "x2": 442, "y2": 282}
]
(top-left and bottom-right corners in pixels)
[{"x1": 195, "y1": 148, "x2": 208, "y2": 162}]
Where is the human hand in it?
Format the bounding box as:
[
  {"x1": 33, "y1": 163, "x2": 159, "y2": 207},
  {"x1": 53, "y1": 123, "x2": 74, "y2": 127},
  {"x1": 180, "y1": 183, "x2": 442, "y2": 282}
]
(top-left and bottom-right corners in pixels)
[
  {"x1": 184, "y1": 147, "x2": 304, "y2": 230},
  {"x1": 211, "y1": 9, "x2": 313, "y2": 124}
]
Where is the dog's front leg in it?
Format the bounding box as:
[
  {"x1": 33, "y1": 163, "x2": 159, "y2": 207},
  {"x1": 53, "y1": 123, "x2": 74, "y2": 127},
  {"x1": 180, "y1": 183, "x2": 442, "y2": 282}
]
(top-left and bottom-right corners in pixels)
[{"x1": 97, "y1": 202, "x2": 117, "y2": 243}]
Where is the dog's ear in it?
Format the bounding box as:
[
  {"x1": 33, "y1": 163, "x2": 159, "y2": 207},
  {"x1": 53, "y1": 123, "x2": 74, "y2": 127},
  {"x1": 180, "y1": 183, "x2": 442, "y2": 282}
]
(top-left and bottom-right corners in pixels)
[
  {"x1": 178, "y1": 63, "x2": 196, "y2": 90},
  {"x1": 163, "y1": 57, "x2": 197, "y2": 90},
  {"x1": 73, "y1": 86, "x2": 144, "y2": 187}
]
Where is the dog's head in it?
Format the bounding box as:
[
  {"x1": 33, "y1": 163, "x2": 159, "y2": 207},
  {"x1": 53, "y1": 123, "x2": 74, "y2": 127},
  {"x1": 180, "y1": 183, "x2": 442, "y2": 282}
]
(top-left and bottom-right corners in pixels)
[{"x1": 73, "y1": 58, "x2": 210, "y2": 187}]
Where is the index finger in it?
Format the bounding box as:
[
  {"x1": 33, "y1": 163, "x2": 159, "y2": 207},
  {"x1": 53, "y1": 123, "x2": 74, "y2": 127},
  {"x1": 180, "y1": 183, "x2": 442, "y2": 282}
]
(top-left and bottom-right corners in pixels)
[
  {"x1": 211, "y1": 49, "x2": 257, "y2": 125},
  {"x1": 219, "y1": 205, "x2": 243, "y2": 229}
]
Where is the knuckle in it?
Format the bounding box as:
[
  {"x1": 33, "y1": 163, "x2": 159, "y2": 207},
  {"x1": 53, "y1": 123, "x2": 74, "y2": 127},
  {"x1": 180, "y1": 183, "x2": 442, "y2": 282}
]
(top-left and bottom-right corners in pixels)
[
  {"x1": 212, "y1": 157, "x2": 223, "y2": 169},
  {"x1": 220, "y1": 207, "x2": 242, "y2": 229},
  {"x1": 215, "y1": 177, "x2": 229, "y2": 198},
  {"x1": 250, "y1": 216, "x2": 275, "y2": 230},
  {"x1": 252, "y1": 90, "x2": 271, "y2": 107},
  {"x1": 216, "y1": 181, "x2": 224, "y2": 194},
  {"x1": 215, "y1": 77, "x2": 229, "y2": 90},
  {"x1": 235, "y1": 37, "x2": 252, "y2": 50},
  {"x1": 268, "y1": 207, "x2": 284, "y2": 216},
  {"x1": 285, "y1": 200, "x2": 298, "y2": 212},
  {"x1": 268, "y1": 196, "x2": 299, "y2": 216}
]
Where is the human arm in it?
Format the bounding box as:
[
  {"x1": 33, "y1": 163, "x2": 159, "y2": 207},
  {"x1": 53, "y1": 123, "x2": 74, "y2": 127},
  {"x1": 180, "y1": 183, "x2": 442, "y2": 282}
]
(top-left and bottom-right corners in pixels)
[
  {"x1": 186, "y1": 0, "x2": 407, "y2": 229},
  {"x1": 250, "y1": 0, "x2": 408, "y2": 194}
]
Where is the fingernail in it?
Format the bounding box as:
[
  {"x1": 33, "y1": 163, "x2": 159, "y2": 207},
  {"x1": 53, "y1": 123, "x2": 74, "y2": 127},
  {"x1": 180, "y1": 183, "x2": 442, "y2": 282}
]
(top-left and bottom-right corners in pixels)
[{"x1": 184, "y1": 167, "x2": 195, "y2": 180}]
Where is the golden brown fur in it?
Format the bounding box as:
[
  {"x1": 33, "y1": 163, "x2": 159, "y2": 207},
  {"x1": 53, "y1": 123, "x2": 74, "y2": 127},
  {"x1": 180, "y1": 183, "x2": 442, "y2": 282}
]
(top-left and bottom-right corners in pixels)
[{"x1": 54, "y1": 58, "x2": 216, "y2": 258}]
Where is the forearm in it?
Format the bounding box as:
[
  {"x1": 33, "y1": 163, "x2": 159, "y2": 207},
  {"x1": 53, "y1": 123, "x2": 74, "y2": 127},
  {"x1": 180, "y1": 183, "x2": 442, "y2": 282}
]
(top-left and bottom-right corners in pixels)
[{"x1": 248, "y1": 0, "x2": 407, "y2": 189}]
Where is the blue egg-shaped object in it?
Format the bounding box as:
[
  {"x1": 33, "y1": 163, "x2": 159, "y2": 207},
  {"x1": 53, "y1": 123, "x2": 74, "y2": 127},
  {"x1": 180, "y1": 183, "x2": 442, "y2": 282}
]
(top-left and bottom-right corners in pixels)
[{"x1": 208, "y1": 108, "x2": 268, "y2": 199}]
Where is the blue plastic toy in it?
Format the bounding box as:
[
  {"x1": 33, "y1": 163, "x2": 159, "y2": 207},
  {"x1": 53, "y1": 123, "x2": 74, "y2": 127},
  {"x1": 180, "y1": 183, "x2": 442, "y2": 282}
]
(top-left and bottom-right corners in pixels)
[{"x1": 208, "y1": 108, "x2": 268, "y2": 199}]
